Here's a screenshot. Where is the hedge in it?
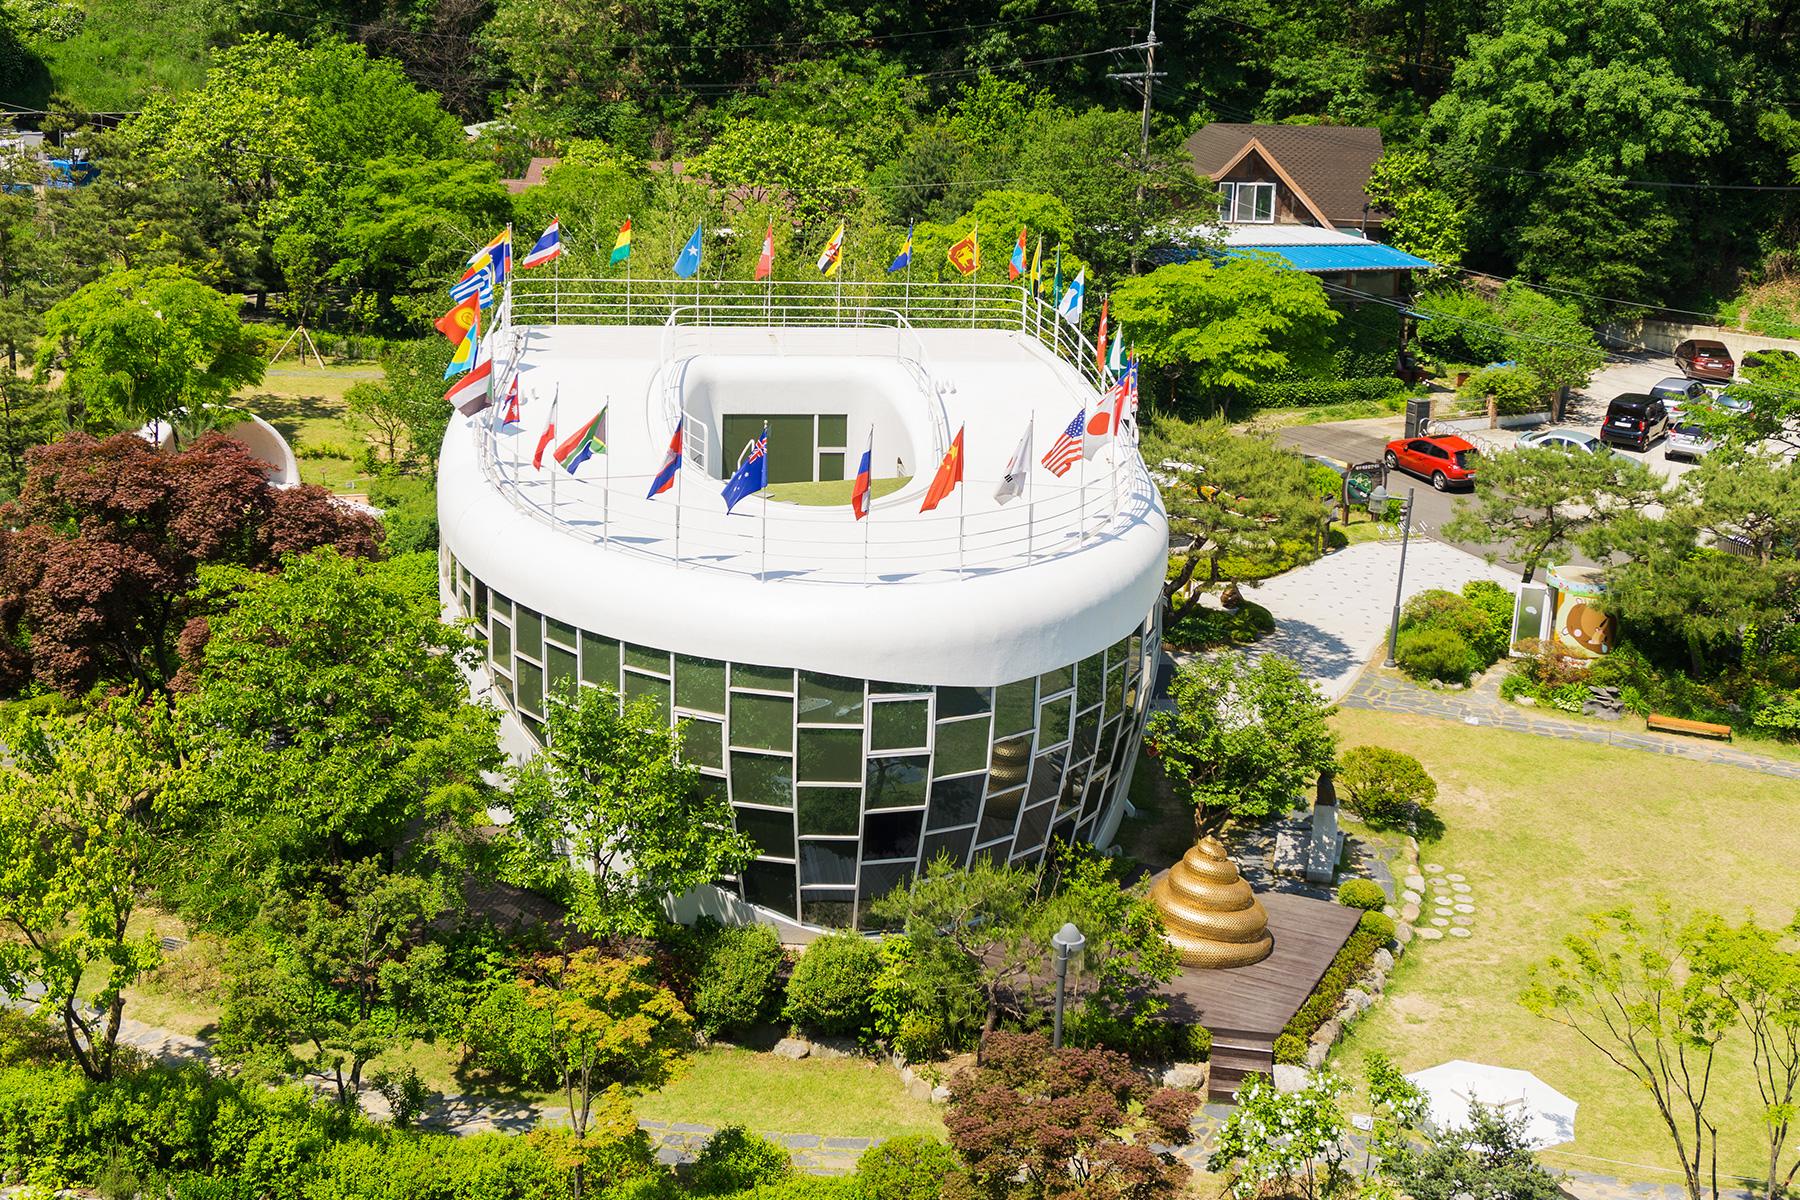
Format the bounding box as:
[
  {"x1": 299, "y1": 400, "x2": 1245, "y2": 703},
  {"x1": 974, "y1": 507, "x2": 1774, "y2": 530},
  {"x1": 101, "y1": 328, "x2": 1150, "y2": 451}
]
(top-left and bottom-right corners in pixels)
[
  {"x1": 1247, "y1": 376, "x2": 1415, "y2": 410},
  {"x1": 1278, "y1": 912, "x2": 1394, "y2": 1048}
]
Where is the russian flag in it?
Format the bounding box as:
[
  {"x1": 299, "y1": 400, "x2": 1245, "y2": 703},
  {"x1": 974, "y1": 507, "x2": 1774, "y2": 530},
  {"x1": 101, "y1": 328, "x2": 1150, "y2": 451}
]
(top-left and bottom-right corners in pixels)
[
  {"x1": 851, "y1": 429, "x2": 873, "y2": 520},
  {"x1": 521, "y1": 219, "x2": 563, "y2": 270},
  {"x1": 647, "y1": 419, "x2": 684, "y2": 497}
]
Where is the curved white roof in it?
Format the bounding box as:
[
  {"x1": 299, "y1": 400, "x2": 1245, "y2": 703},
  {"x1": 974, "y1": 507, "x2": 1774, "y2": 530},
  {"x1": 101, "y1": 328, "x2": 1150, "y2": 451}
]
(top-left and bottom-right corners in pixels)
[{"x1": 439, "y1": 325, "x2": 1167, "y2": 686}]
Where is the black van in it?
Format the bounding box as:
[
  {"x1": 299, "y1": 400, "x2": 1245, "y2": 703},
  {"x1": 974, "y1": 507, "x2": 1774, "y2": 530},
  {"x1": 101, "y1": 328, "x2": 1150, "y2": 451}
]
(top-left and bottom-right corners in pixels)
[{"x1": 1599, "y1": 393, "x2": 1669, "y2": 451}]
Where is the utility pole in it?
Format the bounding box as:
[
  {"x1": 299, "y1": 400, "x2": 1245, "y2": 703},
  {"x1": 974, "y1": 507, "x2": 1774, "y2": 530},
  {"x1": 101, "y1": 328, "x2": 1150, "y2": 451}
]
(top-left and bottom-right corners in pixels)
[{"x1": 1108, "y1": 0, "x2": 1164, "y2": 274}]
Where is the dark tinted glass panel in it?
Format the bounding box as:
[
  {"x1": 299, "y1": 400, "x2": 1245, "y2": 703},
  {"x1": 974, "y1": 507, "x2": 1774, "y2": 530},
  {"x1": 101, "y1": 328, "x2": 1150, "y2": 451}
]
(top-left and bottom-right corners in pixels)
[
  {"x1": 970, "y1": 841, "x2": 1008, "y2": 869},
  {"x1": 798, "y1": 672, "x2": 863, "y2": 724},
  {"x1": 935, "y1": 686, "x2": 991, "y2": 719},
  {"x1": 870, "y1": 700, "x2": 928, "y2": 750},
  {"x1": 863, "y1": 810, "x2": 923, "y2": 861},
  {"x1": 679, "y1": 718, "x2": 723, "y2": 770},
  {"x1": 1039, "y1": 664, "x2": 1073, "y2": 696},
  {"x1": 865, "y1": 755, "x2": 928, "y2": 810},
  {"x1": 1082, "y1": 768, "x2": 1112, "y2": 822},
  {"x1": 1059, "y1": 758, "x2": 1090, "y2": 815},
  {"x1": 730, "y1": 753, "x2": 793, "y2": 807},
  {"x1": 545, "y1": 616, "x2": 578, "y2": 649},
  {"x1": 857, "y1": 861, "x2": 913, "y2": 905},
  {"x1": 1077, "y1": 653, "x2": 1103, "y2": 708},
  {"x1": 695, "y1": 774, "x2": 727, "y2": 805},
  {"x1": 818, "y1": 414, "x2": 848, "y2": 445},
  {"x1": 732, "y1": 663, "x2": 793, "y2": 692},
  {"x1": 1106, "y1": 637, "x2": 1130, "y2": 672},
  {"x1": 993, "y1": 680, "x2": 1036, "y2": 735},
  {"x1": 1051, "y1": 817, "x2": 1077, "y2": 850},
  {"x1": 580, "y1": 632, "x2": 618, "y2": 690},
  {"x1": 731, "y1": 692, "x2": 794, "y2": 752},
  {"x1": 798, "y1": 727, "x2": 862, "y2": 783},
  {"x1": 799, "y1": 839, "x2": 857, "y2": 887},
  {"x1": 545, "y1": 644, "x2": 578, "y2": 699},
  {"x1": 1028, "y1": 751, "x2": 1065, "y2": 804},
  {"x1": 818, "y1": 452, "x2": 845, "y2": 480},
  {"x1": 516, "y1": 607, "x2": 543, "y2": 661},
  {"x1": 797, "y1": 786, "x2": 860, "y2": 836},
  {"x1": 474, "y1": 582, "x2": 488, "y2": 622},
  {"x1": 978, "y1": 787, "x2": 1024, "y2": 843},
  {"x1": 988, "y1": 734, "x2": 1031, "y2": 791},
  {"x1": 1073, "y1": 705, "x2": 1100, "y2": 762},
  {"x1": 623, "y1": 643, "x2": 669, "y2": 675},
  {"x1": 1128, "y1": 634, "x2": 1144, "y2": 674},
  {"x1": 870, "y1": 680, "x2": 931, "y2": 695},
  {"x1": 491, "y1": 619, "x2": 512, "y2": 667},
  {"x1": 921, "y1": 826, "x2": 975, "y2": 872},
  {"x1": 933, "y1": 716, "x2": 990, "y2": 777},
  {"x1": 522, "y1": 714, "x2": 544, "y2": 744},
  {"x1": 927, "y1": 774, "x2": 984, "y2": 830},
  {"x1": 735, "y1": 805, "x2": 795, "y2": 859},
  {"x1": 675, "y1": 655, "x2": 727, "y2": 714},
  {"x1": 743, "y1": 861, "x2": 797, "y2": 918},
  {"x1": 1012, "y1": 801, "x2": 1055, "y2": 858},
  {"x1": 1105, "y1": 666, "x2": 1125, "y2": 720},
  {"x1": 802, "y1": 893, "x2": 855, "y2": 929},
  {"x1": 487, "y1": 588, "x2": 508, "y2": 622},
  {"x1": 494, "y1": 669, "x2": 513, "y2": 705},
  {"x1": 623, "y1": 671, "x2": 670, "y2": 722},
  {"x1": 517, "y1": 660, "x2": 545, "y2": 716}
]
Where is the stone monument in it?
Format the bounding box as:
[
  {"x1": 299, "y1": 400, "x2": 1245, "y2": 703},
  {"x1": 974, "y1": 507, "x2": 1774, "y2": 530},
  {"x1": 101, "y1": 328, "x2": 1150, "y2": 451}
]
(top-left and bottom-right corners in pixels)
[{"x1": 1150, "y1": 836, "x2": 1274, "y2": 968}]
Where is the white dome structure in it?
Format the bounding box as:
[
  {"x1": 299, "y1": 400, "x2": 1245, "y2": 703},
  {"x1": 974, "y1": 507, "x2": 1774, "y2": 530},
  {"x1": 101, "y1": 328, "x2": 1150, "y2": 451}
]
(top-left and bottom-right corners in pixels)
[
  {"x1": 439, "y1": 279, "x2": 1167, "y2": 933},
  {"x1": 140, "y1": 407, "x2": 301, "y2": 487}
]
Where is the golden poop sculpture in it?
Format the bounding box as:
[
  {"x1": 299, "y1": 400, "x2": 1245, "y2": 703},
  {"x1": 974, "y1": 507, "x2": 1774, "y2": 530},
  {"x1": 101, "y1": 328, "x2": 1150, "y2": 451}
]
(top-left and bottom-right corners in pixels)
[{"x1": 1149, "y1": 836, "x2": 1273, "y2": 968}]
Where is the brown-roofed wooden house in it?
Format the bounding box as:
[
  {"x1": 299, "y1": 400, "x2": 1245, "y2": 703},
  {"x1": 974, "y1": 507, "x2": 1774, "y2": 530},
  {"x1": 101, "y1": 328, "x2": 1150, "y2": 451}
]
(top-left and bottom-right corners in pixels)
[{"x1": 1185, "y1": 123, "x2": 1386, "y2": 234}]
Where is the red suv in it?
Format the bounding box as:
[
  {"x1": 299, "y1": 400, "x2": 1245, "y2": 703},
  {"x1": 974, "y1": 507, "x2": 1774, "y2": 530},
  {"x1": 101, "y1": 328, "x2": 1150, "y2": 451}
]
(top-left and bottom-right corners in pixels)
[
  {"x1": 1384, "y1": 435, "x2": 1480, "y2": 491},
  {"x1": 1673, "y1": 339, "x2": 1734, "y2": 382}
]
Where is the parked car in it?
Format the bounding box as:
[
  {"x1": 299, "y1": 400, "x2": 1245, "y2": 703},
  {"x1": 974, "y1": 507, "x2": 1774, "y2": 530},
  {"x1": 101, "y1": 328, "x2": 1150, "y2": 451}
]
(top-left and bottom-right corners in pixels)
[
  {"x1": 1673, "y1": 339, "x2": 1734, "y2": 382},
  {"x1": 1665, "y1": 422, "x2": 1716, "y2": 461},
  {"x1": 1599, "y1": 393, "x2": 1670, "y2": 451},
  {"x1": 1648, "y1": 376, "x2": 1709, "y2": 420},
  {"x1": 1713, "y1": 389, "x2": 1754, "y2": 416},
  {"x1": 1383, "y1": 435, "x2": 1480, "y2": 491},
  {"x1": 1514, "y1": 427, "x2": 1613, "y2": 456},
  {"x1": 1741, "y1": 348, "x2": 1799, "y2": 373}
]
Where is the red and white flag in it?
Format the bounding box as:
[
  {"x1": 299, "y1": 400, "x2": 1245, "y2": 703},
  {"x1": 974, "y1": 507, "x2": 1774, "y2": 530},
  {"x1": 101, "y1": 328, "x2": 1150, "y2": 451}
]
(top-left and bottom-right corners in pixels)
[
  {"x1": 1095, "y1": 295, "x2": 1109, "y2": 374},
  {"x1": 444, "y1": 358, "x2": 494, "y2": 416},
  {"x1": 754, "y1": 221, "x2": 775, "y2": 282}
]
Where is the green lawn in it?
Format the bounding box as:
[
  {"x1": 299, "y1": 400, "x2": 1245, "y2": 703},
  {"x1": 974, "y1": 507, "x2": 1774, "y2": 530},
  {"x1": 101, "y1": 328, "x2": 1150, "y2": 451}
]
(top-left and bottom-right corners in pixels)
[
  {"x1": 236, "y1": 362, "x2": 383, "y2": 495},
  {"x1": 765, "y1": 477, "x2": 911, "y2": 506},
  {"x1": 1327, "y1": 706, "x2": 1800, "y2": 1189},
  {"x1": 636, "y1": 1046, "x2": 945, "y2": 1140}
]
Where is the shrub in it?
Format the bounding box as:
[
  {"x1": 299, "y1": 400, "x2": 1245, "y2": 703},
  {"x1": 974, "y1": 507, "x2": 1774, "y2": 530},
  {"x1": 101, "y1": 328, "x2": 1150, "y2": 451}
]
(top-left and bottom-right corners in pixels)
[
  {"x1": 854, "y1": 1136, "x2": 958, "y2": 1200},
  {"x1": 1359, "y1": 911, "x2": 1397, "y2": 942},
  {"x1": 368, "y1": 1066, "x2": 433, "y2": 1130},
  {"x1": 367, "y1": 474, "x2": 439, "y2": 554},
  {"x1": 689, "y1": 923, "x2": 784, "y2": 1038},
  {"x1": 1457, "y1": 363, "x2": 1546, "y2": 415},
  {"x1": 462, "y1": 978, "x2": 560, "y2": 1089},
  {"x1": 689, "y1": 1125, "x2": 792, "y2": 1195},
  {"x1": 1337, "y1": 746, "x2": 1438, "y2": 831},
  {"x1": 1335, "y1": 879, "x2": 1388, "y2": 912},
  {"x1": 1395, "y1": 626, "x2": 1478, "y2": 685},
  {"x1": 783, "y1": 933, "x2": 881, "y2": 1040},
  {"x1": 1280, "y1": 914, "x2": 1393, "y2": 1047},
  {"x1": 1186, "y1": 1024, "x2": 1213, "y2": 1061},
  {"x1": 1271, "y1": 1033, "x2": 1306, "y2": 1066},
  {"x1": 1163, "y1": 599, "x2": 1274, "y2": 651},
  {"x1": 1460, "y1": 580, "x2": 1514, "y2": 660},
  {"x1": 1248, "y1": 376, "x2": 1413, "y2": 409}
]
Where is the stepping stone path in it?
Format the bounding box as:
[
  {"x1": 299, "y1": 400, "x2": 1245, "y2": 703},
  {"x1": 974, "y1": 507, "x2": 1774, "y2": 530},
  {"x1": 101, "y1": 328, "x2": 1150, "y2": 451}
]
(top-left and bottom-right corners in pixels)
[
  {"x1": 1416, "y1": 927, "x2": 1444, "y2": 940},
  {"x1": 1405, "y1": 865, "x2": 1480, "y2": 943},
  {"x1": 1424, "y1": 864, "x2": 1444, "y2": 874},
  {"x1": 1448, "y1": 928, "x2": 1471, "y2": 938}
]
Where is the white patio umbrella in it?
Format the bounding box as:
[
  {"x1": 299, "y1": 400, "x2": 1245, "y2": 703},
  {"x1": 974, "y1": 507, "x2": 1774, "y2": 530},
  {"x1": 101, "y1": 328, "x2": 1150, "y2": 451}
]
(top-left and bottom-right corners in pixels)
[{"x1": 1404, "y1": 1060, "x2": 1578, "y2": 1149}]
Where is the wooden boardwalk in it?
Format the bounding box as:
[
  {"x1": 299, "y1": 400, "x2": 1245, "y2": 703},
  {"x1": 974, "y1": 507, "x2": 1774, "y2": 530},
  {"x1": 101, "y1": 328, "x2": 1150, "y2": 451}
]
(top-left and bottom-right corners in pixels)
[{"x1": 1157, "y1": 890, "x2": 1362, "y2": 1035}]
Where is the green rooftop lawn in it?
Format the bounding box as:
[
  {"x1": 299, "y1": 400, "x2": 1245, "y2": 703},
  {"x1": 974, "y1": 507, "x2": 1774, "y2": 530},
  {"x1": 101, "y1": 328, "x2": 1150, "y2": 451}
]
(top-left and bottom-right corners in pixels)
[{"x1": 765, "y1": 477, "x2": 912, "y2": 506}]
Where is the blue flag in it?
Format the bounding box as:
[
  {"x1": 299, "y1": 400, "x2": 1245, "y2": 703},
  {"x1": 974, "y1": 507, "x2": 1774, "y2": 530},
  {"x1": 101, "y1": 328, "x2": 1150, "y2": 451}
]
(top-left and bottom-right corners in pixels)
[
  {"x1": 674, "y1": 222, "x2": 704, "y2": 278},
  {"x1": 722, "y1": 424, "x2": 769, "y2": 513},
  {"x1": 887, "y1": 223, "x2": 913, "y2": 273}
]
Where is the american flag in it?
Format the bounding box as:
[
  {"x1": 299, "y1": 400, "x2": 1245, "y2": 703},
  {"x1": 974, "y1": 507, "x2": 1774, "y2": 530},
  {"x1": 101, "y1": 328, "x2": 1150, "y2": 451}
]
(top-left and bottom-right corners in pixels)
[{"x1": 1041, "y1": 408, "x2": 1085, "y2": 477}]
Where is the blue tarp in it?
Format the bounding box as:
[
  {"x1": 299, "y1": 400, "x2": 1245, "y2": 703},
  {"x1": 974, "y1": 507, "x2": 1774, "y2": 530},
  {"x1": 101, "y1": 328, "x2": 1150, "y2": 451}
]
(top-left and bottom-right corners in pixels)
[{"x1": 1225, "y1": 242, "x2": 1434, "y2": 272}]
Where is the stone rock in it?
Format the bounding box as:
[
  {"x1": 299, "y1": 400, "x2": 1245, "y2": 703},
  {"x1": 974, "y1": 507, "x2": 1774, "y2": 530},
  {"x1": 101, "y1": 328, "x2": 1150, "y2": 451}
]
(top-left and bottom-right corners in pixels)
[
  {"x1": 1400, "y1": 903, "x2": 1420, "y2": 923},
  {"x1": 1446, "y1": 873, "x2": 1465, "y2": 882},
  {"x1": 1423, "y1": 863, "x2": 1444, "y2": 874},
  {"x1": 1305, "y1": 1040, "x2": 1330, "y2": 1070},
  {"x1": 1343, "y1": 988, "x2": 1373, "y2": 1015},
  {"x1": 773, "y1": 1037, "x2": 811, "y2": 1060},
  {"x1": 1417, "y1": 927, "x2": 1444, "y2": 941},
  {"x1": 1312, "y1": 1018, "x2": 1342, "y2": 1046},
  {"x1": 1431, "y1": 917, "x2": 1450, "y2": 927},
  {"x1": 1162, "y1": 1062, "x2": 1209, "y2": 1091},
  {"x1": 930, "y1": 1084, "x2": 952, "y2": 1104},
  {"x1": 1382, "y1": 905, "x2": 1398, "y2": 919},
  {"x1": 1404, "y1": 874, "x2": 1425, "y2": 892},
  {"x1": 1449, "y1": 928, "x2": 1472, "y2": 939},
  {"x1": 1374, "y1": 948, "x2": 1395, "y2": 973},
  {"x1": 1454, "y1": 903, "x2": 1475, "y2": 914},
  {"x1": 1393, "y1": 923, "x2": 1413, "y2": 946},
  {"x1": 1451, "y1": 882, "x2": 1472, "y2": 895},
  {"x1": 1401, "y1": 889, "x2": 1422, "y2": 906},
  {"x1": 808, "y1": 1035, "x2": 860, "y2": 1060},
  {"x1": 1406, "y1": 836, "x2": 1420, "y2": 858},
  {"x1": 1453, "y1": 915, "x2": 1474, "y2": 927},
  {"x1": 1273, "y1": 1064, "x2": 1309, "y2": 1093}
]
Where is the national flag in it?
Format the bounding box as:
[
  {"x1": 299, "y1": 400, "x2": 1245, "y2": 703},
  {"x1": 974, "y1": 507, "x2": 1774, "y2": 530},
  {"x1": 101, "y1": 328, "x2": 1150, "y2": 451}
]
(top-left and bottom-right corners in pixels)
[
  {"x1": 610, "y1": 218, "x2": 633, "y2": 265},
  {"x1": 444, "y1": 315, "x2": 480, "y2": 378},
  {"x1": 1095, "y1": 295, "x2": 1110, "y2": 373},
  {"x1": 451, "y1": 262, "x2": 494, "y2": 308},
  {"x1": 1051, "y1": 247, "x2": 1062, "y2": 304},
  {"x1": 648, "y1": 419, "x2": 684, "y2": 497},
  {"x1": 755, "y1": 220, "x2": 775, "y2": 282},
  {"x1": 816, "y1": 222, "x2": 845, "y2": 276},
  {"x1": 533, "y1": 409, "x2": 557, "y2": 469},
  {"x1": 1085, "y1": 373, "x2": 1126, "y2": 455},
  {"x1": 521, "y1": 218, "x2": 564, "y2": 269},
  {"x1": 467, "y1": 228, "x2": 511, "y2": 285},
  {"x1": 887, "y1": 223, "x2": 913, "y2": 273},
  {"x1": 444, "y1": 359, "x2": 494, "y2": 417},
  {"x1": 435, "y1": 292, "x2": 479, "y2": 344},
  {"x1": 1107, "y1": 328, "x2": 1127, "y2": 373},
  {"x1": 994, "y1": 419, "x2": 1032, "y2": 505},
  {"x1": 947, "y1": 224, "x2": 978, "y2": 276},
  {"x1": 919, "y1": 425, "x2": 965, "y2": 513},
  {"x1": 1009, "y1": 227, "x2": 1027, "y2": 280},
  {"x1": 851, "y1": 427, "x2": 874, "y2": 520},
  {"x1": 1041, "y1": 408, "x2": 1084, "y2": 477},
  {"x1": 1057, "y1": 268, "x2": 1085, "y2": 326},
  {"x1": 674, "y1": 222, "x2": 704, "y2": 278},
  {"x1": 721, "y1": 424, "x2": 769, "y2": 513},
  {"x1": 499, "y1": 375, "x2": 521, "y2": 425},
  {"x1": 554, "y1": 407, "x2": 607, "y2": 474},
  {"x1": 1028, "y1": 235, "x2": 1043, "y2": 296}
]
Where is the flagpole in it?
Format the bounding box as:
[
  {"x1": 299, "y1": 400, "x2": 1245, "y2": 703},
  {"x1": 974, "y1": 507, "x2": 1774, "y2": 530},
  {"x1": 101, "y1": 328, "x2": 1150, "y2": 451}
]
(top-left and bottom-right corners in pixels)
[
  {"x1": 862, "y1": 423, "x2": 873, "y2": 588},
  {"x1": 674, "y1": 430, "x2": 683, "y2": 569},
  {"x1": 625, "y1": 216, "x2": 633, "y2": 323},
  {"x1": 957, "y1": 456, "x2": 966, "y2": 580},
  {"x1": 603, "y1": 394, "x2": 612, "y2": 547},
  {"x1": 553, "y1": 240, "x2": 561, "y2": 323},
  {"x1": 1026, "y1": 415, "x2": 1036, "y2": 564},
  {"x1": 549, "y1": 388, "x2": 559, "y2": 521}
]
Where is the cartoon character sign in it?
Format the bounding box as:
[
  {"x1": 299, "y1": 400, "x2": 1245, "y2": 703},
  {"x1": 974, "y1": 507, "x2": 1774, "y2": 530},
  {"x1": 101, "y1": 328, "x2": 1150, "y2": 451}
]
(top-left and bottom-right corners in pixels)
[{"x1": 1554, "y1": 593, "x2": 1615, "y2": 658}]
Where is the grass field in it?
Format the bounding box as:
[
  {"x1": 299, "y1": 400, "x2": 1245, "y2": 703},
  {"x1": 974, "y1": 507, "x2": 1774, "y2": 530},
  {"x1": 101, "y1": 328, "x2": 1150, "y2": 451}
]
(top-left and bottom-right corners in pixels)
[
  {"x1": 35, "y1": 0, "x2": 213, "y2": 110},
  {"x1": 635, "y1": 1046, "x2": 945, "y2": 1140},
  {"x1": 1327, "y1": 706, "x2": 1800, "y2": 1189},
  {"x1": 236, "y1": 362, "x2": 382, "y2": 494},
  {"x1": 765, "y1": 477, "x2": 911, "y2": 506}
]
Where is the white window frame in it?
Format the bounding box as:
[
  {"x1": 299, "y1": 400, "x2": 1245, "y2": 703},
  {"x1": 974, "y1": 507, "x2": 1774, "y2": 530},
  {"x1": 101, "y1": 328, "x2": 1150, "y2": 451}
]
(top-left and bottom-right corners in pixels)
[{"x1": 1222, "y1": 180, "x2": 1275, "y2": 224}]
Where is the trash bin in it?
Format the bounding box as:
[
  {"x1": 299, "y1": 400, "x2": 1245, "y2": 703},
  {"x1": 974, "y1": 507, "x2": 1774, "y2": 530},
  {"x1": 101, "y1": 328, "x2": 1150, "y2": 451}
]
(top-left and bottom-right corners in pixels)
[{"x1": 1404, "y1": 397, "x2": 1433, "y2": 438}]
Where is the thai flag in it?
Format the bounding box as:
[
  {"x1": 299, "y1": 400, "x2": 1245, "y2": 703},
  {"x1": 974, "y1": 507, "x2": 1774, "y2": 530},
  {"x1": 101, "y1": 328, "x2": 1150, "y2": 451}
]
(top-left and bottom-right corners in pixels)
[
  {"x1": 852, "y1": 429, "x2": 873, "y2": 520},
  {"x1": 521, "y1": 219, "x2": 563, "y2": 269},
  {"x1": 1041, "y1": 408, "x2": 1085, "y2": 477},
  {"x1": 647, "y1": 419, "x2": 684, "y2": 497}
]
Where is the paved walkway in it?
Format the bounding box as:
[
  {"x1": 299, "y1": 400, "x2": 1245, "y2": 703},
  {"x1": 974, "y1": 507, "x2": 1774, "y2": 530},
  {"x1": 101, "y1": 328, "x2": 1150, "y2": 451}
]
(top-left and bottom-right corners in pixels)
[{"x1": 1345, "y1": 661, "x2": 1800, "y2": 779}]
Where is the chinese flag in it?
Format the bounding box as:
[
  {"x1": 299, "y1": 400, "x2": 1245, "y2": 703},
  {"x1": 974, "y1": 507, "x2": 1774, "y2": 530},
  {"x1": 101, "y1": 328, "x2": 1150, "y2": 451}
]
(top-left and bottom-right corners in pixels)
[
  {"x1": 435, "y1": 293, "x2": 479, "y2": 344},
  {"x1": 946, "y1": 225, "x2": 979, "y2": 276},
  {"x1": 919, "y1": 425, "x2": 965, "y2": 512}
]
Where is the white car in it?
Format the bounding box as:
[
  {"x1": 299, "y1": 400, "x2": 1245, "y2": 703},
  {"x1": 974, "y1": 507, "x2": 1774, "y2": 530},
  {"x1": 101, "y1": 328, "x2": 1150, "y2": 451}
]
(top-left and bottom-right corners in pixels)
[
  {"x1": 1665, "y1": 423, "x2": 1716, "y2": 461},
  {"x1": 1514, "y1": 428, "x2": 1613, "y2": 456}
]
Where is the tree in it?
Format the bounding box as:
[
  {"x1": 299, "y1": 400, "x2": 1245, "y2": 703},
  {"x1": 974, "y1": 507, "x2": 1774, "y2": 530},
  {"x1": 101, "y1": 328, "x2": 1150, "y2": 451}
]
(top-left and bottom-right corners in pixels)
[
  {"x1": 1711, "y1": 354, "x2": 1800, "y2": 456},
  {"x1": 1520, "y1": 904, "x2": 1734, "y2": 1200},
  {"x1": 1112, "y1": 259, "x2": 1338, "y2": 411},
  {"x1": 505, "y1": 681, "x2": 755, "y2": 937},
  {"x1": 35, "y1": 266, "x2": 264, "y2": 431},
  {"x1": 0, "y1": 432, "x2": 381, "y2": 694},
  {"x1": 171, "y1": 548, "x2": 499, "y2": 926},
  {"x1": 217, "y1": 857, "x2": 452, "y2": 1105},
  {"x1": 1141, "y1": 418, "x2": 1324, "y2": 610},
  {"x1": 0, "y1": 697, "x2": 176, "y2": 1080},
  {"x1": 1442, "y1": 446, "x2": 1662, "y2": 582},
  {"x1": 1365, "y1": 149, "x2": 1468, "y2": 268},
  {"x1": 1146, "y1": 651, "x2": 1338, "y2": 834},
  {"x1": 1392, "y1": 1100, "x2": 1563, "y2": 1200},
  {"x1": 944, "y1": 1031, "x2": 1198, "y2": 1200},
  {"x1": 685, "y1": 118, "x2": 867, "y2": 233},
  {"x1": 1209, "y1": 1071, "x2": 1352, "y2": 1200}
]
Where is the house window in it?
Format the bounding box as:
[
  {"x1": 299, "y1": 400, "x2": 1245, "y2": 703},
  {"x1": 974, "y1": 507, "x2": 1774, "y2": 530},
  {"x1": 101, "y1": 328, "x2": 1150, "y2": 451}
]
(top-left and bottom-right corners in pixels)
[{"x1": 1220, "y1": 181, "x2": 1275, "y2": 224}]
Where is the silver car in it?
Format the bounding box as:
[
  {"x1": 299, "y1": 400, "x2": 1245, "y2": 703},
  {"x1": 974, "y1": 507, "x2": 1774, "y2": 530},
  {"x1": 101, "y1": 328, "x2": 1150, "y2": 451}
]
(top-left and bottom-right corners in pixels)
[
  {"x1": 1665, "y1": 422, "x2": 1716, "y2": 461},
  {"x1": 1514, "y1": 428, "x2": 1613, "y2": 456}
]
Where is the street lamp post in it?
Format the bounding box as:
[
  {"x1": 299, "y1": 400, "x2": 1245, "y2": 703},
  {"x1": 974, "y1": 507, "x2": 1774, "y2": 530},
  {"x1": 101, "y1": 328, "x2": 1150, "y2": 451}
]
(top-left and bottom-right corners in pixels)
[
  {"x1": 1051, "y1": 922, "x2": 1085, "y2": 1050},
  {"x1": 1383, "y1": 487, "x2": 1417, "y2": 668}
]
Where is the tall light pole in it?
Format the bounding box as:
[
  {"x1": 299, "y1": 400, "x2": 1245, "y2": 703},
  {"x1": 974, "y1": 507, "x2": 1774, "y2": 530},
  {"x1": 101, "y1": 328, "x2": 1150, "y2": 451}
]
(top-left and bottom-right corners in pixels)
[
  {"x1": 1383, "y1": 487, "x2": 1417, "y2": 669},
  {"x1": 1051, "y1": 922, "x2": 1086, "y2": 1050}
]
